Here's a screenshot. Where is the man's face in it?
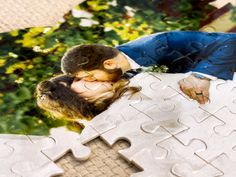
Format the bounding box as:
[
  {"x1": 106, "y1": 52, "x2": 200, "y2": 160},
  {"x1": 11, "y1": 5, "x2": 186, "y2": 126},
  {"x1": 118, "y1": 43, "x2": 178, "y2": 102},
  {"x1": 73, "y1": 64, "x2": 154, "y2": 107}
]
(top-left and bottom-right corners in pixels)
[
  {"x1": 74, "y1": 68, "x2": 122, "y2": 82},
  {"x1": 71, "y1": 78, "x2": 115, "y2": 103}
]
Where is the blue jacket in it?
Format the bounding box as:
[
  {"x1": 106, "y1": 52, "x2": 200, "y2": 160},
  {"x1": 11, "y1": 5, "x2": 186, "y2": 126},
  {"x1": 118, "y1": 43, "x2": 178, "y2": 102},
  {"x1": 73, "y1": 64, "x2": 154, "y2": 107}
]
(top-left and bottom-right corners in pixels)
[{"x1": 117, "y1": 31, "x2": 236, "y2": 80}]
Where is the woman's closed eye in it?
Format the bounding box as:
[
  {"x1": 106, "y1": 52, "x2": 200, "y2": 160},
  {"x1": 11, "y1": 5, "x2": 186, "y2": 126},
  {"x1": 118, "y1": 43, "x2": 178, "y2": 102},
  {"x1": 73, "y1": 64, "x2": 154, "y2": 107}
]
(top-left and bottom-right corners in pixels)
[{"x1": 71, "y1": 79, "x2": 114, "y2": 100}]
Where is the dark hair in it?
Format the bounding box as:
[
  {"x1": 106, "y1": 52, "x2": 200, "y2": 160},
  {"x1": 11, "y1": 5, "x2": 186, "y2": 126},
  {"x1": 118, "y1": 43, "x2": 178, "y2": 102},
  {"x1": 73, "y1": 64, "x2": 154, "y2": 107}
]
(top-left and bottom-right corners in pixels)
[
  {"x1": 36, "y1": 75, "x2": 99, "y2": 121},
  {"x1": 61, "y1": 44, "x2": 120, "y2": 75},
  {"x1": 36, "y1": 75, "x2": 141, "y2": 121}
]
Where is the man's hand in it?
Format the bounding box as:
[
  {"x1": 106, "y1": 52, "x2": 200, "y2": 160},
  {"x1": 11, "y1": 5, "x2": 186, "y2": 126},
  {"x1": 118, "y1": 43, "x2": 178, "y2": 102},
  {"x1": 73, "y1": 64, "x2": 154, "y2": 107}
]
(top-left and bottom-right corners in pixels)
[{"x1": 178, "y1": 75, "x2": 210, "y2": 104}]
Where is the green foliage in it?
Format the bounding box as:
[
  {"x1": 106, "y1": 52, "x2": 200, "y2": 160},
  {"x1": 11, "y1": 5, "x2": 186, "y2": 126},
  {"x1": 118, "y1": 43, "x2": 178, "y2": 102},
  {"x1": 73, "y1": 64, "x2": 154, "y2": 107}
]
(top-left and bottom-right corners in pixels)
[
  {"x1": 231, "y1": 5, "x2": 236, "y2": 22},
  {"x1": 0, "y1": 0, "x2": 213, "y2": 135}
]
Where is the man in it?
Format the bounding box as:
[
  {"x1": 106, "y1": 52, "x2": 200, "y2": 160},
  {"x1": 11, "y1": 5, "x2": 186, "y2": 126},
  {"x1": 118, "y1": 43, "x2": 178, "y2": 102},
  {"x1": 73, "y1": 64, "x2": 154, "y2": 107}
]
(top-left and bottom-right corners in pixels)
[{"x1": 61, "y1": 31, "x2": 236, "y2": 104}]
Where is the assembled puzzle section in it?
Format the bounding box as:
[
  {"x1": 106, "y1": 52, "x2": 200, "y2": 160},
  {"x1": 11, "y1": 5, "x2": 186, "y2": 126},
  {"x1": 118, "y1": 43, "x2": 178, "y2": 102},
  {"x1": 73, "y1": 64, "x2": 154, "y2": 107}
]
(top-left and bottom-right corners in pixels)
[
  {"x1": 0, "y1": 134, "x2": 63, "y2": 177},
  {"x1": 2, "y1": 72, "x2": 236, "y2": 177}
]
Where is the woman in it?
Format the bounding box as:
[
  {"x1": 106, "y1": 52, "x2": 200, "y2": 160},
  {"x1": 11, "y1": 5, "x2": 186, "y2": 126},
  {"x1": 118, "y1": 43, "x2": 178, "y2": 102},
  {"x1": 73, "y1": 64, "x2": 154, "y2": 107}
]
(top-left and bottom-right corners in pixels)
[{"x1": 36, "y1": 74, "x2": 140, "y2": 121}]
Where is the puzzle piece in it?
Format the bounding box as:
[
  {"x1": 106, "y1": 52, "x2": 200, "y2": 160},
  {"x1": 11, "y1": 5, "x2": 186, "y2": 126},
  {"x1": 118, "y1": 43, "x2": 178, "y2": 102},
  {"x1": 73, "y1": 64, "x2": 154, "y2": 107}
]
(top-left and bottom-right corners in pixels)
[
  {"x1": 150, "y1": 73, "x2": 192, "y2": 99},
  {"x1": 78, "y1": 123, "x2": 100, "y2": 144},
  {"x1": 87, "y1": 98, "x2": 142, "y2": 134},
  {"x1": 29, "y1": 127, "x2": 91, "y2": 161},
  {"x1": 130, "y1": 148, "x2": 176, "y2": 177},
  {"x1": 176, "y1": 115, "x2": 223, "y2": 145},
  {"x1": 211, "y1": 153, "x2": 236, "y2": 177},
  {"x1": 165, "y1": 93, "x2": 212, "y2": 123},
  {"x1": 129, "y1": 72, "x2": 180, "y2": 100},
  {"x1": 0, "y1": 135, "x2": 21, "y2": 177},
  {"x1": 200, "y1": 79, "x2": 236, "y2": 115},
  {"x1": 196, "y1": 131, "x2": 236, "y2": 162},
  {"x1": 214, "y1": 106, "x2": 236, "y2": 136},
  {"x1": 0, "y1": 134, "x2": 63, "y2": 177},
  {"x1": 100, "y1": 114, "x2": 171, "y2": 161},
  {"x1": 137, "y1": 100, "x2": 188, "y2": 135},
  {"x1": 176, "y1": 114, "x2": 236, "y2": 162},
  {"x1": 131, "y1": 137, "x2": 207, "y2": 177},
  {"x1": 172, "y1": 162, "x2": 222, "y2": 177}
]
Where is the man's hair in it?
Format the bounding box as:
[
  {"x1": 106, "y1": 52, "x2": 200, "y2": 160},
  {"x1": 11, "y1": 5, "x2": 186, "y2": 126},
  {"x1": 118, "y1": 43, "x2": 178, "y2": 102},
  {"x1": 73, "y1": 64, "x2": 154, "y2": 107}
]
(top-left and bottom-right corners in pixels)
[{"x1": 61, "y1": 44, "x2": 120, "y2": 75}]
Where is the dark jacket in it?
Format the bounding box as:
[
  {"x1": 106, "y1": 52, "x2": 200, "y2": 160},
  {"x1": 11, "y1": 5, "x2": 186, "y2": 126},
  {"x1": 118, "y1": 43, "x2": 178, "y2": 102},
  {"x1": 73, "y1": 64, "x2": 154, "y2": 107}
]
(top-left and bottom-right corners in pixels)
[{"x1": 117, "y1": 31, "x2": 236, "y2": 80}]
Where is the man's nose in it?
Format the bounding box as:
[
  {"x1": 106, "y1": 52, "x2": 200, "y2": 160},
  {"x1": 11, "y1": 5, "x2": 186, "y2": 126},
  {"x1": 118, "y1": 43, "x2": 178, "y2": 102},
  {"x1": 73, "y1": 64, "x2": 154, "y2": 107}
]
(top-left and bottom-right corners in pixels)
[{"x1": 81, "y1": 76, "x2": 97, "y2": 82}]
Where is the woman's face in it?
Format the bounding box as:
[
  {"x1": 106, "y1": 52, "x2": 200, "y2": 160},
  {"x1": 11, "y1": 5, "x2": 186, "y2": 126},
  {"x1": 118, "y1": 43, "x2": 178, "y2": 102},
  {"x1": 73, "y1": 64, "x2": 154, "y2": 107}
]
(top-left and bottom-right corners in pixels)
[{"x1": 71, "y1": 78, "x2": 115, "y2": 103}]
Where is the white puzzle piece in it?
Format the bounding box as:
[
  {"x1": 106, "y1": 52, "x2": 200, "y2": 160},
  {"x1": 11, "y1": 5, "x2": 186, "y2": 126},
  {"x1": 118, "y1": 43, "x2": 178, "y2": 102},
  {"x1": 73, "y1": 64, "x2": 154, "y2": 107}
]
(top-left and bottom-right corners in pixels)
[
  {"x1": 211, "y1": 153, "x2": 236, "y2": 177},
  {"x1": 200, "y1": 79, "x2": 236, "y2": 114},
  {"x1": 176, "y1": 115, "x2": 223, "y2": 145},
  {"x1": 214, "y1": 106, "x2": 236, "y2": 136},
  {"x1": 196, "y1": 131, "x2": 236, "y2": 162},
  {"x1": 0, "y1": 134, "x2": 63, "y2": 177},
  {"x1": 129, "y1": 72, "x2": 180, "y2": 100},
  {"x1": 172, "y1": 162, "x2": 222, "y2": 177},
  {"x1": 132, "y1": 99, "x2": 188, "y2": 135},
  {"x1": 100, "y1": 114, "x2": 171, "y2": 161},
  {"x1": 29, "y1": 127, "x2": 91, "y2": 161},
  {"x1": 131, "y1": 137, "x2": 207, "y2": 177}
]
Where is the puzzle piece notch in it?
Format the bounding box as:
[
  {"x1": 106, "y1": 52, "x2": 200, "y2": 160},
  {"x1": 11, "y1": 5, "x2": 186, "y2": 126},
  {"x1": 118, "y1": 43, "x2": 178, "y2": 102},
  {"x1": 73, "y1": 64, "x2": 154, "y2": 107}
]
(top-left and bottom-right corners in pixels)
[
  {"x1": 0, "y1": 135, "x2": 63, "y2": 177},
  {"x1": 29, "y1": 127, "x2": 91, "y2": 161},
  {"x1": 131, "y1": 137, "x2": 207, "y2": 177},
  {"x1": 172, "y1": 162, "x2": 222, "y2": 177},
  {"x1": 100, "y1": 114, "x2": 172, "y2": 161},
  {"x1": 214, "y1": 106, "x2": 236, "y2": 136}
]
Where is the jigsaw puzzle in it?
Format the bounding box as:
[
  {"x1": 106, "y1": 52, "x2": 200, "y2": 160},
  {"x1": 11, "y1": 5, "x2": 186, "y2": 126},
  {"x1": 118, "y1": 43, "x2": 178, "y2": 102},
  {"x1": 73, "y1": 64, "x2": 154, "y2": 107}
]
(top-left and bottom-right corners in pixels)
[
  {"x1": 0, "y1": 134, "x2": 63, "y2": 177},
  {"x1": 2, "y1": 71, "x2": 236, "y2": 177}
]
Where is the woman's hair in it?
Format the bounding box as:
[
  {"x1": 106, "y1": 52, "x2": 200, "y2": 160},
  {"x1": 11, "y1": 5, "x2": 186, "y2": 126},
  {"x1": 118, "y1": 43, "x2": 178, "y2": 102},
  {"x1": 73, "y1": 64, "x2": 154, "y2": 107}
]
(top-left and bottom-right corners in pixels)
[{"x1": 36, "y1": 74, "x2": 140, "y2": 121}]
